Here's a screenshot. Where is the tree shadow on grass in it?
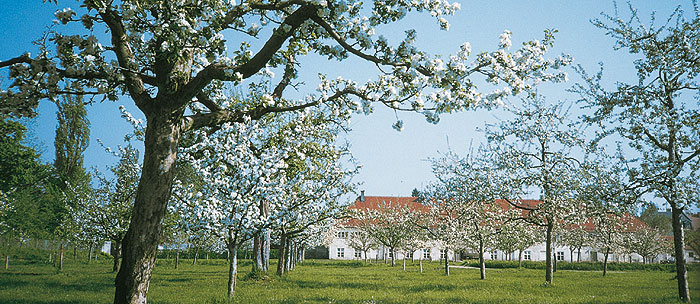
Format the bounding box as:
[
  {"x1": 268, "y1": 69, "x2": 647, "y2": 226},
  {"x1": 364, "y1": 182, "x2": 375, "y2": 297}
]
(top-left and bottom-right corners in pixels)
[
  {"x1": 292, "y1": 279, "x2": 379, "y2": 290},
  {"x1": 43, "y1": 279, "x2": 113, "y2": 293},
  {"x1": 0, "y1": 300, "x2": 98, "y2": 304}
]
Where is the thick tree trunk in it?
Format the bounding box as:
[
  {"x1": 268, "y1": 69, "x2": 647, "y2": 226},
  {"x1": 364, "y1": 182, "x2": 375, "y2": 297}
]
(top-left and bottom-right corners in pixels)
[
  {"x1": 603, "y1": 247, "x2": 609, "y2": 276},
  {"x1": 114, "y1": 112, "x2": 182, "y2": 304},
  {"x1": 227, "y1": 243, "x2": 238, "y2": 298},
  {"x1": 277, "y1": 233, "x2": 287, "y2": 276},
  {"x1": 545, "y1": 222, "x2": 553, "y2": 284},
  {"x1": 479, "y1": 241, "x2": 486, "y2": 279},
  {"x1": 553, "y1": 251, "x2": 557, "y2": 273},
  {"x1": 671, "y1": 206, "x2": 690, "y2": 302},
  {"x1": 111, "y1": 240, "x2": 122, "y2": 273}
]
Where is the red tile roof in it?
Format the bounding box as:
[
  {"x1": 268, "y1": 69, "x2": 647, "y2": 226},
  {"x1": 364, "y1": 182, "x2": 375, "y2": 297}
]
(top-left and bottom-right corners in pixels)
[{"x1": 348, "y1": 196, "x2": 428, "y2": 212}]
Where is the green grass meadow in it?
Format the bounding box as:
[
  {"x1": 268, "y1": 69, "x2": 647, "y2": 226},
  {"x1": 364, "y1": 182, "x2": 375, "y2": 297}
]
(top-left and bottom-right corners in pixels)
[{"x1": 1, "y1": 257, "x2": 698, "y2": 303}]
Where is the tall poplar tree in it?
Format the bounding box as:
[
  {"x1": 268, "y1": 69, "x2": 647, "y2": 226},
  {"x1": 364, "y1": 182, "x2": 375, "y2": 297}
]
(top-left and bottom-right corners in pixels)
[{"x1": 54, "y1": 95, "x2": 90, "y2": 188}]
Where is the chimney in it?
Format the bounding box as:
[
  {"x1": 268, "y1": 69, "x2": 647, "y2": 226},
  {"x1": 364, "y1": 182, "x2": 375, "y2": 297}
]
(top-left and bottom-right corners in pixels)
[{"x1": 360, "y1": 190, "x2": 365, "y2": 202}]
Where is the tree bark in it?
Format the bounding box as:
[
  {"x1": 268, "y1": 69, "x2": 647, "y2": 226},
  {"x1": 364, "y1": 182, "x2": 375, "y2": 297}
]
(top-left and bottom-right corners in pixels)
[
  {"x1": 402, "y1": 254, "x2": 406, "y2": 271},
  {"x1": 570, "y1": 249, "x2": 574, "y2": 263},
  {"x1": 59, "y1": 242, "x2": 64, "y2": 272},
  {"x1": 479, "y1": 241, "x2": 486, "y2": 280},
  {"x1": 285, "y1": 241, "x2": 292, "y2": 272},
  {"x1": 545, "y1": 222, "x2": 553, "y2": 284},
  {"x1": 518, "y1": 248, "x2": 523, "y2": 269},
  {"x1": 277, "y1": 233, "x2": 287, "y2": 276},
  {"x1": 671, "y1": 205, "x2": 690, "y2": 302},
  {"x1": 391, "y1": 248, "x2": 395, "y2": 267},
  {"x1": 192, "y1": 247, "x2": 199, "y2": 265},
  {"x1": 263, "y1": 229, "x2": 270, "y2": 271},
  {"x1": 114, "y1": 111, "x2": 183, "y2": 304},
  {"x1": 603, "y1": 247, "x2": 609, "y2": 276},
  {"x1": 227, "y1": 243, "x2": 238, "y2": 298},
  {"x1": 111, "y1": 240, "x2": 122, "y2": 273},
  {"x1": 577, "y1": 248, "x2": 581, "y2": 262},
  {"x1": 444, "y1": 250, "x2": 450, "y2": 276},
  {"x1": 252, "y1": 232, "x2": 263, "y2": 272}
]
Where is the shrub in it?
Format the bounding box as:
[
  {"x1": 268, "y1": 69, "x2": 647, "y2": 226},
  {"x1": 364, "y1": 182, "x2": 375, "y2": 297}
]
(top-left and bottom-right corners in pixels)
[{"x1": 460, "y1": 259, "x2": 699, "y2": 272}]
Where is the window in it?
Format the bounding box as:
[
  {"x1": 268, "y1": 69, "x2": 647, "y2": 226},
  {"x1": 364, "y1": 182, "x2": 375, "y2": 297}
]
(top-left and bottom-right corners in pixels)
[
  {"x1": 524, "y1": 251, "x2": 531, "y2": 260},
  {"x1": 337, "y1": 248, "x2": 345, "y2": 258},
  {"x1": 440, "y1": 249, "x2": 447, "y2": 259},
  {"x1": 354, "y1": 250, "x2": 362, "y2": 258},
  {"x1": 491, "y1": 251, "x2": 498, "y2": 260},
  {"x1": 556, "y1": 235, "x2": 562, "y2": 242},
  {"x1": 423, "y1": 248, "x2": 431, "y2": 259},
  {"x1": 556, "y1": 251, "x2": 564, "y2": 261},
  {"x1": 406, "y1": 251, "x2": 413, "y2": 259},
  {"x1": 337, "y1": 231, "x2": 348, "y2": 238}
]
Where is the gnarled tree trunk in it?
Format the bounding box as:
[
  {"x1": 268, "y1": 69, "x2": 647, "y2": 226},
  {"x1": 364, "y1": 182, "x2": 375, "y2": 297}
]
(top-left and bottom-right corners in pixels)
[{"x1": 114, "y1": 112, "x2": 182, "y2": 304}]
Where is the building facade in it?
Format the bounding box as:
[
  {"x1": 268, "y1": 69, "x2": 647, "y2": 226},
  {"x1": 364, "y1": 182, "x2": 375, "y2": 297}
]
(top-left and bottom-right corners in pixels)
[{"x1": 329, "y1": 194, "x2": 697, "y2": 263}]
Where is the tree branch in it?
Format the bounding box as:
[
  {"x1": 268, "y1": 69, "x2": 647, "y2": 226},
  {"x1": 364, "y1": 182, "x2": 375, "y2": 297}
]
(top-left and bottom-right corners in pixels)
[
  {"x1": 0, "y1": 53, "x2": 31, "y2": 68},
  {"x1": 178, "y1": 5, "x2": 317, "y2": 107},
  {"x1": 98, "y1": 3, "x2": 151, "y2": 107}
]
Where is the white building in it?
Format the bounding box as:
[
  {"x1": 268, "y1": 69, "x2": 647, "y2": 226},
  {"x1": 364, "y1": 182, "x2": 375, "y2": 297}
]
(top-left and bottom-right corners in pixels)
[
  {"x1": 329, "y1": 194, "x2": 696, "y2": 263},
  {"x1": 330, "y1": 227, "x2": 455, "y2": 262}
]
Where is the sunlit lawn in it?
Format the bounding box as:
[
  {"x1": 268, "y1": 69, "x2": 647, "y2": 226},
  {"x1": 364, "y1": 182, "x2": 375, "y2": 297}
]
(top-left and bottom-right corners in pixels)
[{"x1": 1, "y1": 258, "x2": 698, "y2": 303}]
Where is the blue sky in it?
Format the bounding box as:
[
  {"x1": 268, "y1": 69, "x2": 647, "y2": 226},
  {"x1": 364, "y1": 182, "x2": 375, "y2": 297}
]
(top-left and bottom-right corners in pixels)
[{"x1": 0, "y1": 1, "x2": 692, "y2": 206}]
